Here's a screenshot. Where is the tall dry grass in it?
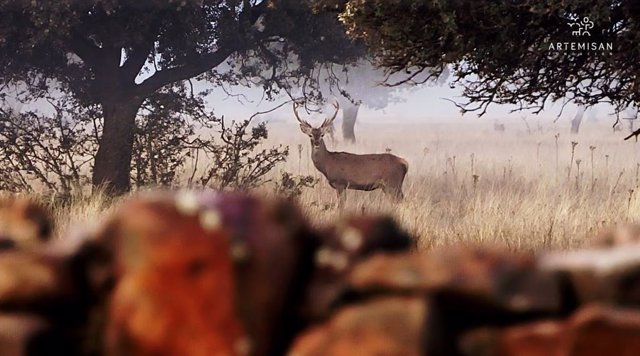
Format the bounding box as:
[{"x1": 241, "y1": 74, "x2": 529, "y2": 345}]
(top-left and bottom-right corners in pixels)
[
  {"x1": 269, "y1": 119, "x2": 640, "y2": 251},
  {"x1": 44, "y1": 118, "x2": 640, "y2": 251}
]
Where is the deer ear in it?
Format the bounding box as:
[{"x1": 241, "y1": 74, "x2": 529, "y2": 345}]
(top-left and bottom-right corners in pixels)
[{"x1": 300, "y1": 124, "x2": 313, "y2": 135}]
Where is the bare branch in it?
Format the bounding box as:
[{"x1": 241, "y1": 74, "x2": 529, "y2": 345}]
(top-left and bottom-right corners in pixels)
[
  {"x1": 624, "y1": 128, "x2": 640, "y2": 141},
  {"x1": 135, "y1": 47, "x2": 237, "y2": 96},
  {"x1": 248, "y1": 99, "x2": 296, "y2": 123}
]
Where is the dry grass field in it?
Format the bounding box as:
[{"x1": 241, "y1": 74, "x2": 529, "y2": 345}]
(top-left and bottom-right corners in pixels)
[
  {"x1": 268, "y1": 118, "x2": 640, "y2": 251},
  {"x1": 50, "y1": 118, "x2": 640, "y2": 252}
]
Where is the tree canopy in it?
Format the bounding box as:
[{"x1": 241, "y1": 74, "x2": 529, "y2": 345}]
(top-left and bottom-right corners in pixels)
[
  {"x1": 326, "y1": 0, "x2": 640, "y2": 120},
  {"x1": 0, "y1": 0, "x2": 364, "y2": 194}
]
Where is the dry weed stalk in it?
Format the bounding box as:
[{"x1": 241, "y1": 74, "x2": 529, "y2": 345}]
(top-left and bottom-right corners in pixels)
[
  {"x1": 589, "y1": 146, "x2": 596, "y2": 189},
  {"x1": 605, "y1": 154, "x2": 610, "y2": 185},
  {"x1": 611, "y1": 170, "x2": 625, "y2": 196},
  {"x1": 575, "y1": 159, "x2": 582, "y2": 190},
  {"x1": 568, "y1": 141, "x2": 578, "y2": 181},
  {"x1": 628, "y1": 189, "x2": 635, "y2": 221},
  {"x1": 554, "y1": 133, "x2": 560, "y2": 181}
]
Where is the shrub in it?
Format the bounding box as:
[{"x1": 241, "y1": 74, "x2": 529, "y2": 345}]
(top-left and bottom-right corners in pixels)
[{"x1": 0, "y1": 88, "x2": 313, "y2": 197}]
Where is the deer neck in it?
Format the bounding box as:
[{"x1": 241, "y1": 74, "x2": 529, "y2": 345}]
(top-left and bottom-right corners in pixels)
[{"x1": 310, "y1": 139, "x2": 330, "y2": 170}]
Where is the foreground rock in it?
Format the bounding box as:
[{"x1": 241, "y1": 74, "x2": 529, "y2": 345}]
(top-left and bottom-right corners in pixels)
[
  {"x1": 302, "y1": 215, "x2": 414, "y2": 321},
  {"x1": 1, "y1": 193, "x2": 640, "y2": 355},
  {"x1": 293, "y1": 247, "x2": 566, "y2": 356},
  {"x1": 291, "y1": 297, "x2": 426, "y2": 356},
  {"x1": 100, "y1": 192, "x2": 414, "y2": 356},
  {"x1": 0, "y1": 197, "x2": 53, "y2": 251},
  {"x1": 541, "y1": 245, "x2": 640, "y2": 305},
  {"x1": 461, "y1": 304, "x2": 640, "y2": 356}
]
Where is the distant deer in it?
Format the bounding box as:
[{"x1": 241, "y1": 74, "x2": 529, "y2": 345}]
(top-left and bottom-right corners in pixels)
[{"x1": 294, "y1": 102, "x2": 408, "y2": 208}]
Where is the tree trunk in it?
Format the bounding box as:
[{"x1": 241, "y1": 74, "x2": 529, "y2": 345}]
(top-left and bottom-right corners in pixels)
[
  {"x1": 570, "y1": 107, "x2": 585, "y2": 134},
  {"x1": 341, "y1": 102, "x2": 360, "y2": 143},
  {"x1": 92, "y1": 99, "x2": 140, "y2": 195}
]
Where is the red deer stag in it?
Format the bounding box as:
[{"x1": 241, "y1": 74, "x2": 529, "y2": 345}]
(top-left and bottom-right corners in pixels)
[{"x1": 294, "y1": 102, "x2": 408, "y2": 208}]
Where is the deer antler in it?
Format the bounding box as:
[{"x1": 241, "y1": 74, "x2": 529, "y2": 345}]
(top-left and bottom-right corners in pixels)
[
  {"x1": 321, "y1": 100, "x2": 340, "y2": 129},
  {"x1": 293, "y1": 102, "x2": 311, "y2": 127}
]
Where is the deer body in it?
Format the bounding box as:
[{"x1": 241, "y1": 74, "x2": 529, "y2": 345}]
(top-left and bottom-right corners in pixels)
[{"x1": 294, "y1": 102, "x2": 408, "y2": 207}]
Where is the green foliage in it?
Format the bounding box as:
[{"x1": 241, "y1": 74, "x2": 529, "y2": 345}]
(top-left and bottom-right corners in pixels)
[
  {"x1": 331, "y1": 0, "x2": 640, "y2": 115},
  {"x1": 0, "y1": 0, "x2": 365, "y2": 193},
  {"x1": 0, "y1": 0, "x2": 363, "y2": 104}
]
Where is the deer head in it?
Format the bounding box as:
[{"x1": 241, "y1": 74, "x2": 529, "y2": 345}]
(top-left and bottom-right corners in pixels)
[{"x1": 294, "y1": 101, "x2": 339, "y2": 149}]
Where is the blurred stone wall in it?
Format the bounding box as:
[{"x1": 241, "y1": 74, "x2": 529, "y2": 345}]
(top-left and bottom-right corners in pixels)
[{"x1": 0, "y1": 192, "x2": 638, "y2": 356}]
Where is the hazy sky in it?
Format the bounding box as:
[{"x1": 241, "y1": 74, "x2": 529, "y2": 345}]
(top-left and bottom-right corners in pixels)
[
  {"x1": 6, "y1": 73, "x2": 622, "y2": 127},
  {"x1": 204, "y1": 81, "x2": 615, "y2": 125}
]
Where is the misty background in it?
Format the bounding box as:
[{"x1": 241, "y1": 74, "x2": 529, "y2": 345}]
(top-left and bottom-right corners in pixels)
[{"x1": 3, "y1": 71, "x2": 620, "y2": 127}]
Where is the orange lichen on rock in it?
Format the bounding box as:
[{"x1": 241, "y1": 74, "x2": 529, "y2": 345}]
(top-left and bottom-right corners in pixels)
[
  {"x1": 290, "y1": 297, "x2": 426, "y2": 356},
  {"x1": 103, "y1": 195, "x2": 245, "y2": 356},
  {"x1": 196, "y1": 193, "x2": 317, "y2": 356},
  {"x1": 349, "y1": 247, "x2": 561, "y2": 313},
  {"x1": 462, "y1": 304, "x2": 640, "y2": 356}
]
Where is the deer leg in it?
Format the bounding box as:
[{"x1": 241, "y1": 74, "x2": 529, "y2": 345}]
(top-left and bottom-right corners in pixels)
[
  {"x1": 386, "y1": 174, "x2": 407, "y2": 203},
  {"x1": 383, "y1": 184, "x2": 404, "y2": 202},
  {"x1": 389, "y1": 189, "x2": 404, "y2": 202},
  {"x1": 337, "y1": 188, "x2": 347, "y2": 209}
]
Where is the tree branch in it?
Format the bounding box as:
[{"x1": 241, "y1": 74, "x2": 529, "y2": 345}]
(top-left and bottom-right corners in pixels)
[
  {"x1": 134, "y1": 47, "x2": 237, "y2": 97},
  {"x1": 133, "y1": 0, "x2": 274, "y2": 97},
  {"x1": 122, "y1": 44, "x2": 153, "y2": 82},
  {"x1": 69, "y1": 30, "x2": 101, "y2": 69},
  {"x1": 121, "y1": 19, "x2": 162, "y2": 82},
  {"x1": 624, "y1": 128, "x2": 640, "y2": 141}
]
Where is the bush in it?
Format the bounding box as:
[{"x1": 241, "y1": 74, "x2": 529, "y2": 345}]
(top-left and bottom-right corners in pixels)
[
  {"x1": 0, "y1": 96, "x2": 97, "y2": 197},
  {"x1": 0, "y1": 86, "x2": 314, "y2": 197}
]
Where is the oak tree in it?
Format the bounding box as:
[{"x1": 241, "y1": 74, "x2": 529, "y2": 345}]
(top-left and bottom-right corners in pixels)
[
  {"x1": 326, "y1": 0, "x2": 638, "y2": 121},
  {"x1": 0, "y1": 0, "x2": 363, "y2": 194}
]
